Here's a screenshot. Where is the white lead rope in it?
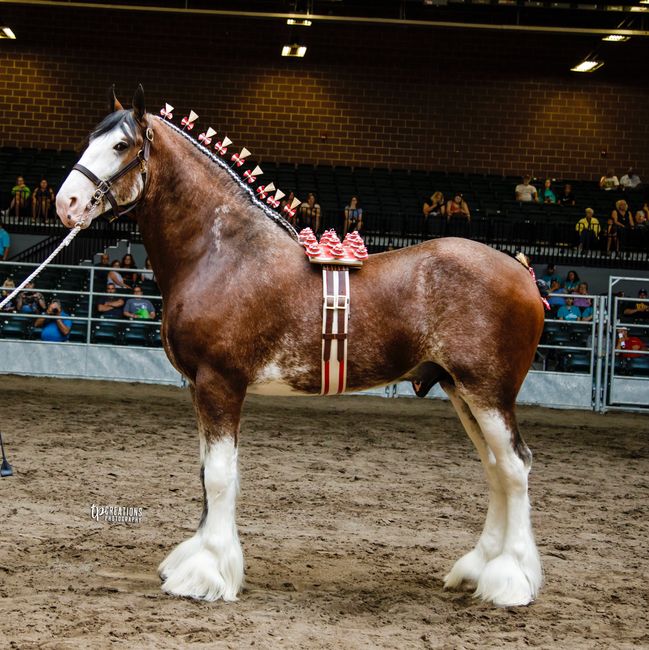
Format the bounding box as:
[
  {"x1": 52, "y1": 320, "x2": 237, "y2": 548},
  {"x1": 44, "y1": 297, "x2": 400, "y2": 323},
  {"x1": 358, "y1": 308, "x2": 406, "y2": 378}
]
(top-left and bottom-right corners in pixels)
[{"x1": 0, "y1": 225, "x2": 83, "y2": 311}]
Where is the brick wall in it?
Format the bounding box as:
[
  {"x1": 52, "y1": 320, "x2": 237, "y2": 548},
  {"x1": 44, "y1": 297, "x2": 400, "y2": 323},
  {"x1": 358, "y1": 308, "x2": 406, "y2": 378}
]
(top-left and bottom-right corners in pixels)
[{"x1": 1, "y1": 5, "x2": 648, "y2": 180}]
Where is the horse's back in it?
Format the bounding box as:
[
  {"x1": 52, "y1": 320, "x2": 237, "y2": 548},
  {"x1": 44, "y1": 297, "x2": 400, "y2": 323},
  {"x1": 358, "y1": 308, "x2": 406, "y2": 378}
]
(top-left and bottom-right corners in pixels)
[{"x1": 352, "y1": 238, "x2": 544, "y2": 401}]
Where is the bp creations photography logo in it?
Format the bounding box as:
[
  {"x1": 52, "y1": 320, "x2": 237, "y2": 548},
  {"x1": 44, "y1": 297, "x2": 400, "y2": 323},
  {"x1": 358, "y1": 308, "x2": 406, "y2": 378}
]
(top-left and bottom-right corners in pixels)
[{"x1": 90, "y1": 504, "x2": 143, "y2": 524}]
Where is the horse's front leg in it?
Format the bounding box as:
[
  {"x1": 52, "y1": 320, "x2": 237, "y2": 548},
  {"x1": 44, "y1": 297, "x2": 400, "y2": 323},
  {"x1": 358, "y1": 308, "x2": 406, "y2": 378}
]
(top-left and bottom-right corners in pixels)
[{"x1": 159, "y1": 372, "x2": 245, "y2": 601}]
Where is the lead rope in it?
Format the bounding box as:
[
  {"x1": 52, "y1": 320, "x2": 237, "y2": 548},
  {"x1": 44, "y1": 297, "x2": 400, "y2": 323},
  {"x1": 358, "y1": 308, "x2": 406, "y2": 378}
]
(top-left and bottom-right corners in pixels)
[{"x1": 0, "y1": 224, "x2": 83, "y2": 311}]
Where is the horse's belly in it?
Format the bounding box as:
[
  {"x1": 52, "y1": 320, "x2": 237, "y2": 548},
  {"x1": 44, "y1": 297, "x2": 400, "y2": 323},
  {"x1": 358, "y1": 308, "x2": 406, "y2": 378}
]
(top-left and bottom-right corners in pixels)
[{"x1": 247, "y1": 362, "x2": 312, "y2": 397}]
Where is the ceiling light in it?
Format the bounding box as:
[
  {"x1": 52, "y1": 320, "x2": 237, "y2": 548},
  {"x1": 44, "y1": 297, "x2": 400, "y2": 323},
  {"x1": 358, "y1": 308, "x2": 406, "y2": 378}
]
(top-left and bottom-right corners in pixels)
[
  {"x1": 570, "y1": 59, "x2": 604, "y2": 72},
  {"x1": 281, "y1": 44, "x2": 307, "y2": 58},
  {"x1": 602, "y1": 33, "x2": 629, "y2": 41},
  {"x1": 287, "y1": 18, "x2": 312, "y2": 26},
  {"x1": 0, "y1": 26, "x2": 16, "y2": 39}
]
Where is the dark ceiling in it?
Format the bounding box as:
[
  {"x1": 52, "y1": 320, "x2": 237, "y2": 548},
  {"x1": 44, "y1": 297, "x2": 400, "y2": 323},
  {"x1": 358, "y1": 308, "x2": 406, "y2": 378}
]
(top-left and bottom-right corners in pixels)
[{"x1": 4, "y1": 0, "x2": 649, "y2": 35}]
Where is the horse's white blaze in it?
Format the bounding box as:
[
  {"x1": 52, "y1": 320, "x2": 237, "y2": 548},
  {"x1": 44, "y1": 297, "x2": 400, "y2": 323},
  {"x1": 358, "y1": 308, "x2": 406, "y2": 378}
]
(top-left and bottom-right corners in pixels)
[
  {"x1": 468, "y1": 408, "x2": 542, "y2": 607},
  {"x1": 56, "y1": 127, "x2": 142, "y2": 225},
  {"x1": 159, "y1": 437, "x2": 244, "y2": 601},
  {"x1": 248, "y1": 361, "x2": 310, "y2": 396}
]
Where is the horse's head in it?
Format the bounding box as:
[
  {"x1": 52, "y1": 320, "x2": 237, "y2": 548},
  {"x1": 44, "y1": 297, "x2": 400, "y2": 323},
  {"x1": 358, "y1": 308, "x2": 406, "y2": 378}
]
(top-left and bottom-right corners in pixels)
[{"x1": 56, "y1": 85, "x2": 152, "y2": 229}]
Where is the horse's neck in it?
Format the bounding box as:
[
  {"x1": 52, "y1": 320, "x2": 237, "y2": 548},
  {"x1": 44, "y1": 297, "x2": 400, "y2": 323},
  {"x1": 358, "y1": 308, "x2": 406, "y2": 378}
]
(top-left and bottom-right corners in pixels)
[{"x1": 137, "y1": 120, "x2": 296, "y2": 294}]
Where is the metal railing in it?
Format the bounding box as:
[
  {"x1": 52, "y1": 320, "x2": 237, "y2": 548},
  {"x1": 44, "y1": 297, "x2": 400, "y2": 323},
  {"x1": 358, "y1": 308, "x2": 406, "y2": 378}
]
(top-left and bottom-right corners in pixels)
[{"x1": 0, "y1": 261, "x2": 161, "y2": 347}]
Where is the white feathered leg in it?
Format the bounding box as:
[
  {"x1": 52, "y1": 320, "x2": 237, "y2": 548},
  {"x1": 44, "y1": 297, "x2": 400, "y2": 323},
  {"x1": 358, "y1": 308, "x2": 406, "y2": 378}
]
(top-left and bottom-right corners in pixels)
[
  {"x1": 159, "y1": 436, "x2": 244, "y2": 601},
  {"x1": 443, "y1": 386, "x2": 506, "y2": 590},
  {"x1": 469, "y1": 406, "x2": 542, "y2": 607}
]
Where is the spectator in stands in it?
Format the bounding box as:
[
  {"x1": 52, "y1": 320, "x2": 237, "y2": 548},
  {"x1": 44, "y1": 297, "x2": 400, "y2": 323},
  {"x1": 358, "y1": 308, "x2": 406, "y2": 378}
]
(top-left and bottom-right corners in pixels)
[
  {"x1": 422, "y1": 191, "x2": 445, "y2": 218},
  {"x1": 573, "y1": 282, "x2": 593, "y2": 321},
  {"x1": 539, "y1": 179, "x2": 556, "y2": 204},
  {"x1": 611, "y1": 199, "x2": 634, "y2": 250},
  {"x1": 564, "y1": 270, "x2": 580, "y2": 293},
  {"x1": 515, "y1": 175, "x2": 538, "y2": 202},
  {"x1": 574, "y1": 283, "x2": 594, "y2": 321},
  {"x1": 599, "y1": 169, "x2": 619, "y2": 191},
  {"x1": 16, "y1": 281, "x2": 45, "y2": 314},
  {"x1": 634, "y1": 201, "x2": 648, "y2": 229},
  {"x1": 123, "y1": 285, "x2": 156, "y2": 320},
  {"x1": 343, "y1": 196, "x2": 363, "y2": 236},
  {"x1": 299, "y1": 193, "x2": 321, "y2": 234},
  {"x1": 573, "y1": 282, "x2": 591, "y2": 308},
  {"x1": 107, "y1": 260, "x2": 132, "y2": 291},
  {"x1": 616, "y1": 327, "x2": 647, "y2": 359},
  {"x1": 575, "y1": 208, "x2": 600, "y2": 252},
  {"x1": 446, "y1": 193, "x2": 471, "y2": 222},
  {"x1": 541, "y1": 263, "x2": 562, "y2": 287},
  {"x1": 557, "y1": 297, "x2": 581, "y2": 321},
  {"x1": 31, "y1": 179, "x2": 55, "y2": 221},
  {"x1": 8, "y1": 176, "x2": 31, "y2": 218},
  {"x1": 606, "y1": 216, "x2": 619, "y2": 256},
  {"x1": 547, "y1": 279, "x2": 566, "y2": 309},
  {"x1": 558, "y1": 183, "x2": 576, "y2": 207},
  {"x1": 0, "y1": 219, "x2": 10, "y2": 260},
  {"x1": 120, "y1": 253, "x2": 139, "y2": 287},
  {"x1": 635, "y1": 202, "x2": 649, "y2": 248},
  {"x1": 35, "y1": 299, "x2": 71, "y2": 342},
  {"x1": 95, "y1": 252, "x2": 111, "y2": 287},
  {"x1": 96, "y1": 282, "x2": 125, "y2": 319},
  {"x1": 1, "y1": 278, "x2": 16, "y2": 312},
  {"x1": 620, "y1": 168, "x2": 641, "y2": 190},
  {"x1": 622, "y1": 288, "x2": 649, "y2": 321},
  {"x1": 140, "y1": 257, "x2": 156, "y2": 284}
]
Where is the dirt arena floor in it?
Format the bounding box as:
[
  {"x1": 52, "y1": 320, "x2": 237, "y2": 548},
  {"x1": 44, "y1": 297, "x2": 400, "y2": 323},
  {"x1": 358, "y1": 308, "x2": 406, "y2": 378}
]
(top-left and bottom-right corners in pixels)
[{"x1": 0, "y1": 375, "x2": 648, "y2": 649}]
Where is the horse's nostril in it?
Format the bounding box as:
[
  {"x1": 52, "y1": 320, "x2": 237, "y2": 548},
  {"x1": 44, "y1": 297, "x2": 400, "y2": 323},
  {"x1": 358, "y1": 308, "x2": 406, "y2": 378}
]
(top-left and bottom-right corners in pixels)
[{"x1": 69, "y1": 196, "x2": 78, "y2": 210}]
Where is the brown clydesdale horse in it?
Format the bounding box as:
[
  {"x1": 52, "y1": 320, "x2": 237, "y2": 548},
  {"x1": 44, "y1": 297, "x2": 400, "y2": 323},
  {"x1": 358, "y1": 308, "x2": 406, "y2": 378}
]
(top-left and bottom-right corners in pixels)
[{"x1": 56, "y1": 87, "x2": 544, "y2": 607}]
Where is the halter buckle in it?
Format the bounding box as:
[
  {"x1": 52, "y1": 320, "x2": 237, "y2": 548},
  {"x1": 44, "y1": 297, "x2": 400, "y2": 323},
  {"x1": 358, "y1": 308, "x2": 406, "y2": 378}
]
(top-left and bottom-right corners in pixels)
[{"x1": 91, "y1": 180, "x2": 111, "y2": 204}]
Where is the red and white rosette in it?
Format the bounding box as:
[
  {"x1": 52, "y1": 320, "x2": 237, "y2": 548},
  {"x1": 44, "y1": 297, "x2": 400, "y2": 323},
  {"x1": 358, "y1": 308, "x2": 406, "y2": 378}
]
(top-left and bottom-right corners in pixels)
[
  {"x1": 198, "y1": 127, "x2": 216, "y2": 146},
  {"x1": 305, "y1": 242, "x2": 321, "y2": 258},
  {"x1": 267, "y1": 189, "x2": 285, "y2": 209},
  {"x1": 231, "y1": 147, "x2": 251, "y2": 167},
  {"x1": 243, "y1": 165, "x2": 263, "y2": 184},
  {"x1": 256, "y1": 181, "x2": 274, "y2": 200},
  {"x1": 160, "y1": 103, "x2": 174, "y2": 120},
  {"x1": 181, "y1": 110, "x2": 198, "y2": 130},
  {"x1": 214, "y1": 136, "x2": 232, "y2": 156},
  {"x1": 282, "y1": 197, "x2": 301, "y2": 219}
]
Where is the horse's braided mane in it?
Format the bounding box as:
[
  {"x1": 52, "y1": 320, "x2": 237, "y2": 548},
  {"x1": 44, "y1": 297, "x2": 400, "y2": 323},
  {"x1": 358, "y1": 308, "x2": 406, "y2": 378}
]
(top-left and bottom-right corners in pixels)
[{"x1": 154, "y1": 115, "x2": 299, "y2": 242}]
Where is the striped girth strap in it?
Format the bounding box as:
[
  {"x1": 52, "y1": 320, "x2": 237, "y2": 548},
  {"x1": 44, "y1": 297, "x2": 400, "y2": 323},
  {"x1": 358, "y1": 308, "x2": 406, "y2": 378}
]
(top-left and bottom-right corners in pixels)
[{"x1": 321, "y1": 266, "x2": 350, "y2": 395}]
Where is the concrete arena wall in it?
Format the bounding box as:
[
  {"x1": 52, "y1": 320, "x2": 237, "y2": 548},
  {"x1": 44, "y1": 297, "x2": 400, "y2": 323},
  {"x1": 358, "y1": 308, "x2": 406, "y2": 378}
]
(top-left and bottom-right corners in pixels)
[
  {"x1": 0, "y1": 340, "x2": 592, "y2": 410},
  {"x1": 1, "y1": 5, "x2": 649, "y2": 179}
]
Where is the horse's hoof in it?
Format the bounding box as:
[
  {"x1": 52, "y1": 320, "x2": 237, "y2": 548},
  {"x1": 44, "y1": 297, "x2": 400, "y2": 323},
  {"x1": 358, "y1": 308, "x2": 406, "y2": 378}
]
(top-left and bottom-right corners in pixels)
[
  {"x1": 158, "y1": 534, "x2": 244, "y2": 602},
  {"x1": 474, "y1": 554, "x2": 540, "y2": 607}
]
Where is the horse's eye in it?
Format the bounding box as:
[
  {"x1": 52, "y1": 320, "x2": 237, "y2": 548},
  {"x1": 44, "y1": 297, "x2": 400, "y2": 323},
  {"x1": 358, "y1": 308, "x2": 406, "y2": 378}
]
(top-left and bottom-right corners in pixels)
[{"x1": 113, "y1": 142, "x2": 128, "y2": 152}]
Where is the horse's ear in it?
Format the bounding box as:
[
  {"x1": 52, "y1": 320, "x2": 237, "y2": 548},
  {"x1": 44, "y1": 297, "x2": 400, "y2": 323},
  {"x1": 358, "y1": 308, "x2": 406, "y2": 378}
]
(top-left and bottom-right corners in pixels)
[
  {"x1": 132, "y1": 84, "x2": 146, "y2": 122},
  {"x1": 108, "y1": 85, "x2": 124, "y2": 112}
]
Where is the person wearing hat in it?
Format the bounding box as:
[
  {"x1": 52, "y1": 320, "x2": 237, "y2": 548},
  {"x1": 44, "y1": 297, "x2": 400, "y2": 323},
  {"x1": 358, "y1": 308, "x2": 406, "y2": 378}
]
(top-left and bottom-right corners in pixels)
[
  {"x1": 575, "y1": 208, "x2": 600, "y2": 252},
  {"x1": 623, "y1": 289, "x2": 649, "y2": 321}
]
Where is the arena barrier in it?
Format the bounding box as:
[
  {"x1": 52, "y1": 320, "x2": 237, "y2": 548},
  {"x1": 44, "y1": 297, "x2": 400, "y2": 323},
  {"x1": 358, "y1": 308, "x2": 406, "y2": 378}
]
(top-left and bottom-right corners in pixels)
[{"x1": 0, "y1": 263, "x2": 647, "y2": 412}]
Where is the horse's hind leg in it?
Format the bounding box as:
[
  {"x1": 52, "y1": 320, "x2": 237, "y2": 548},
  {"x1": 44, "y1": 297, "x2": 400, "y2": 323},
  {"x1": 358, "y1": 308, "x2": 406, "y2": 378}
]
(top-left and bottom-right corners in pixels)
[
  {"x1": 442, "y1": 384, "x2": 506, "y2": 590},
  {"x1": 467, "y1": 401, "x2": 542, "y2": 607},
  {"x1": 159, "y1": 373, "x2": 245, "y2": 601}
]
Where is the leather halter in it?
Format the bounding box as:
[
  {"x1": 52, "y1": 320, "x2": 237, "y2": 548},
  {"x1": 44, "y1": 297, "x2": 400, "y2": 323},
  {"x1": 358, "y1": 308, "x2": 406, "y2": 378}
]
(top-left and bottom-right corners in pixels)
[{"x1": 72, "y1": 126, "x2": 154, "y2": 222}]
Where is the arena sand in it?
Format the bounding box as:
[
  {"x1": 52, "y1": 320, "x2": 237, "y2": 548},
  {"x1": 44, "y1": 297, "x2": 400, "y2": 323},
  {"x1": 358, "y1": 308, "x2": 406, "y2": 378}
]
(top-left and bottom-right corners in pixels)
[{"x1": 0, "y1": 375, "x2": 647, "y2": 649}]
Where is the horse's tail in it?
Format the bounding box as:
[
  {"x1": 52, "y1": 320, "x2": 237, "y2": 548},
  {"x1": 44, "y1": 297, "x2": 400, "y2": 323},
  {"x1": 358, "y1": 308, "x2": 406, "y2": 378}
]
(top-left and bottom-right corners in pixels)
[{"x1": 513, "y1": 250, "x2": 550, "y2": 308}]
